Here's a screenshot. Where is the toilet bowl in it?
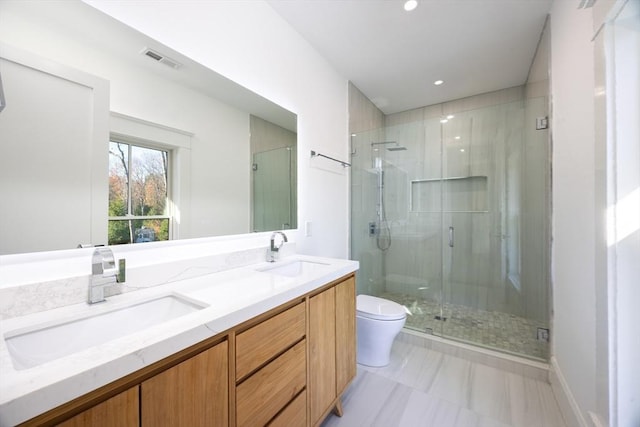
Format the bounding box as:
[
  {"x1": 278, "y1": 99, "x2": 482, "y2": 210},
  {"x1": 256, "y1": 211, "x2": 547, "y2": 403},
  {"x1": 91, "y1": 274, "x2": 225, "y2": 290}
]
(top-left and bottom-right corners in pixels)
[{"x1": 356, "y1": 295, "x2": 406, "y2": 367}]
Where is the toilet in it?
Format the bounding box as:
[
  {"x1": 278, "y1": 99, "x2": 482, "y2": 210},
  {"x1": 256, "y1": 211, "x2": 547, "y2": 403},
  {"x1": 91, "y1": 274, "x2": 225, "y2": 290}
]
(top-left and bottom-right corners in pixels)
[{"x1": 356, "y1": 294, "x2": 407, "y2": 367}]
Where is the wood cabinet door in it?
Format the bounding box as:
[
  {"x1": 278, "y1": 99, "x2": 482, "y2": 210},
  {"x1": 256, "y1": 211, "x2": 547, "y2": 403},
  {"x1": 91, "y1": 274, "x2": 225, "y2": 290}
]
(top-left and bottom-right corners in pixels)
[
  {"x1": 309, "y1": 287, "x2": 336, "y2": 424},
  {"x1": 57, "y1": 387, "x2": 139, "y2": 427},
  {"x1": 141, "y1": 341, "x2": 228, "y2": 427},
  {"x1": 335, "y1": 276, "x2": 356, "y2": 393}
]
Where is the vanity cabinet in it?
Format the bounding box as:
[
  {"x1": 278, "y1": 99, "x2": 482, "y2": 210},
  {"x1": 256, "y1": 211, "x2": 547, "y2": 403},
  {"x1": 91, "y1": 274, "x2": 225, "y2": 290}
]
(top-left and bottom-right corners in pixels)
[
  {"x1": 141, "y1": 341, "x2": 228, "y2": 426},
  {"x1": 22, "y1": 273, "x2": 356, "y2": 427},
  {"x1": 309, "y1": 275, "x2": 356, "y2": 426}
]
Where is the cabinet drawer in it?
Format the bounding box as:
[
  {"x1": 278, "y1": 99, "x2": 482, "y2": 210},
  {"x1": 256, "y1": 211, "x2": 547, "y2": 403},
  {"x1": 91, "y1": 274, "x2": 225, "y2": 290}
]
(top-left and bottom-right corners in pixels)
[
  {"x1": 236, "y1": 339, "x2": 306, "y2": 427},
  {"x1": 235, "y1": 301, "x2": 305, "y2": 381},
  {"x1": 267, "y1": 389, "x2": 306, "y2": 427}
]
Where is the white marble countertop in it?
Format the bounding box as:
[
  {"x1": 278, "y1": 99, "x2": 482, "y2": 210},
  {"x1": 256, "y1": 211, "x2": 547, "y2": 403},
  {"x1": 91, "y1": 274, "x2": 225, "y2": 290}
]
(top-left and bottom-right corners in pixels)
[{"x1": 0, "y1": 255, "x2": 358, "y2": 426}]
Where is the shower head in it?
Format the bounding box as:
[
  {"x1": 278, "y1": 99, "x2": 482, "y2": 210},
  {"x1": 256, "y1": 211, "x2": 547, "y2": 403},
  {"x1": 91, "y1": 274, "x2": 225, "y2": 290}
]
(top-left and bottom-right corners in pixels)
[{"x1": 371, "y1": 141, "x2": 407, "y2": 151}]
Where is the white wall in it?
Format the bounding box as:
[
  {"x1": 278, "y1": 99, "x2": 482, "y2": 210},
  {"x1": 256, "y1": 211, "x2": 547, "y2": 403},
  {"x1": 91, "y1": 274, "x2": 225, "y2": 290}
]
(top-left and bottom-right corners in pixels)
[
  {"x1": 0, "y1": 50, "x2": 109, "y2": 254},
  {"x1": 607, "y1": 1, "x2": 640, "y2": 425},
  {"x1": 549, "y1": 1, "x2": 597, "y2": 424},
  {"x1": 86, "y1": 0, "x2": 351, "y2": 258}
]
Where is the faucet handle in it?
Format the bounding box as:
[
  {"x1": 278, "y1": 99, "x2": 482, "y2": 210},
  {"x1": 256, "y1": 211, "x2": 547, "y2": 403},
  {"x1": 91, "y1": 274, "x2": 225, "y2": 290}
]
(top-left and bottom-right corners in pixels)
[
  {"x1": 270, "y1": 231, "x2": 288, "y2": 251},
  {"x1": 268, "y1": 231, "x2": 288, "y2": 262},
  {"x1": 89, "y1": 247, "x2": 120, "y2": 304},
  {"x1": 92, "y1": 247, "x2": 117, "y2": 276}
]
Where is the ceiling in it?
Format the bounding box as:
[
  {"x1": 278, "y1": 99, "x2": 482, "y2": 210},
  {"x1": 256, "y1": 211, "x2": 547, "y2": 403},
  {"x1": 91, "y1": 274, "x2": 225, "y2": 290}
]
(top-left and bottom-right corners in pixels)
[{"x1": 267, "y1": 0, "x2": 553, "y2": 115}]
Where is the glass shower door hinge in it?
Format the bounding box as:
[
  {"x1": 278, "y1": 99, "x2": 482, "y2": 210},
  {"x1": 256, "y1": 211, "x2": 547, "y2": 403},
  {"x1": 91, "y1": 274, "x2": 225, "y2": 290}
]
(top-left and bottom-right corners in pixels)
[
  {"x1": 536, "y1": 117, "x2": 548, "y2": 130},
  {"x1": 537, "y1": 327, "x2": 550, "y2": 342}
]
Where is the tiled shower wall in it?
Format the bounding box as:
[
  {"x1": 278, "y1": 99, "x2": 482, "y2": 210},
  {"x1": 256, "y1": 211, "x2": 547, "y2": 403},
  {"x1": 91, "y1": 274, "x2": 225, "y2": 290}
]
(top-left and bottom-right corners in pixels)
[{"x1": 382, "y1": 88, "x2": 526, "y2": 317}]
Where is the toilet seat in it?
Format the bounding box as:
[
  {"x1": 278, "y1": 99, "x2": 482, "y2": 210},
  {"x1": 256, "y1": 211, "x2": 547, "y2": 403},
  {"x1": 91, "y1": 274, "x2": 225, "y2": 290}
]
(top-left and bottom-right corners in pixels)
[{"x1": 356, "y1": 295, "x2": 406, "y2": 321}]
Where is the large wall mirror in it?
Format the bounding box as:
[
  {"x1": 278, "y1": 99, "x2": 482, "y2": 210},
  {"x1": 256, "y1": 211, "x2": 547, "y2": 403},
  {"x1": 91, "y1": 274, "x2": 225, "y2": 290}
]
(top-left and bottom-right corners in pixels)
[{"x1": 0, "y1": 0, "x2": 297, "y2": 255}]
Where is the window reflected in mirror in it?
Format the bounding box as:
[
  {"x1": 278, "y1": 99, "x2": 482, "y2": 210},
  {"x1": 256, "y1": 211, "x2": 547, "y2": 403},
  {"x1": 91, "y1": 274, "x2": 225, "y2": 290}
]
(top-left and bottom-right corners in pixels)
[{"x1": 108, "y1": 141, "x2": 170, "y2": 245}]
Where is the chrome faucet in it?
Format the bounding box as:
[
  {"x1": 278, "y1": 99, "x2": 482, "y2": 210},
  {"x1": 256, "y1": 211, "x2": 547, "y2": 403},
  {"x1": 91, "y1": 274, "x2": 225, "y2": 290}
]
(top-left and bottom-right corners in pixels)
[
  {"x1": 89, "y1": 247, "x2": 121, "y2": 304},
  {"x1": 267, "y1": 231, "x2": 288, "y2": 262}
]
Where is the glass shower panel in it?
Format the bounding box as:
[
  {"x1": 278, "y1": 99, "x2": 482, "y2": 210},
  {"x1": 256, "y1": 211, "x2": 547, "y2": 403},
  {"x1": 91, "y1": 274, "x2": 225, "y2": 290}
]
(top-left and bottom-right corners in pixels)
[
  {"x1": 350, "y1": 122, "x2": 444, "y2": 316},
  {"x1": 350, "y1": 128, "x2": 386, "y2": 298},
  {"x1": 378, "y1": 120, "x2": 442, "y2": 335}
]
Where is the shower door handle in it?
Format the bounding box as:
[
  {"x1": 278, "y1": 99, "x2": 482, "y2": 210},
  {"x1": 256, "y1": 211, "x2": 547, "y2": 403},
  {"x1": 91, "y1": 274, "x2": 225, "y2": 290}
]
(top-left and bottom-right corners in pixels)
[{"x1": 448, "y1": 226, "x2": 454, "y2": 247}]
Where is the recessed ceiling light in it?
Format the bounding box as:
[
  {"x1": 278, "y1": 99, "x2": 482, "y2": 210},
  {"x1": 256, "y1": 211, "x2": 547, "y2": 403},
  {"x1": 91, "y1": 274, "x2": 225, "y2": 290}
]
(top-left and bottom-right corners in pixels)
[
  {"x1": 434, "y1": 80, "x2": 444, "y2": 86},
  {"x1": 460, "y1": 148, "x2": 465, "y2": 152},
  {"x1": 404, "y1": 0, "x2": 418, "y2": 11},
  {"x1": 447, "y1": 115, "x2": 454, "y2": 119},
  {"x1": 440, "y1": 119, "x2": 448, "y2": 124},
  {"x1": 454, "y1": 136, "x2": 461, "y2": 140}
]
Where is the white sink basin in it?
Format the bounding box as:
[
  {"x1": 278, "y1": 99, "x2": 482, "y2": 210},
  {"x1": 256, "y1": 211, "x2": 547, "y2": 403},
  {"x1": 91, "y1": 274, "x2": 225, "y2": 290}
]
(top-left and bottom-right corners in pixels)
[
  {"x1": 4, "y1": 295, "x2": 206, "y2": 370},
  {"x1": 258, "y1": 260, "x2": 329, "y2": 277}
]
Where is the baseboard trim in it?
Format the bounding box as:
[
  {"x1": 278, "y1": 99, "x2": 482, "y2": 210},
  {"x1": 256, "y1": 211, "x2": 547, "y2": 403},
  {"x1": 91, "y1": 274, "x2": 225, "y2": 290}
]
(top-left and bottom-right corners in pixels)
[{"x1": 549, "y1": 356, "x2": 589, "y2": 427}]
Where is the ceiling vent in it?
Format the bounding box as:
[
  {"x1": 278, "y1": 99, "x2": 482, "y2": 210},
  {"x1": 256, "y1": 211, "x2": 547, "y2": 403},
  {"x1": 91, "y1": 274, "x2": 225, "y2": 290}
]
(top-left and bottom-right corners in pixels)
[
  {"x1": 140, "y1": 48, "x2": 182, "y2": 70},
  {"x1": 577, "y1": 0, "x2": 596, "y2": 9}
]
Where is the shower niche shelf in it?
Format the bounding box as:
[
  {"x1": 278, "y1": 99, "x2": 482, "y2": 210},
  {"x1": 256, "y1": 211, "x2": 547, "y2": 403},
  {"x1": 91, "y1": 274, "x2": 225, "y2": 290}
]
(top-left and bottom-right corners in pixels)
[{"x1": 410, "y1": 175, "x2": 488, "y2": 213}]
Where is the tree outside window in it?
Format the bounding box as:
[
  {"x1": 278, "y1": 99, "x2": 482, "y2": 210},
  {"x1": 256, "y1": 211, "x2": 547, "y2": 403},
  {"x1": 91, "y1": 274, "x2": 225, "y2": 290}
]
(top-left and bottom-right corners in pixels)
[{"x1": 108, "y1": 141, "x2": 170, "y2": 245}]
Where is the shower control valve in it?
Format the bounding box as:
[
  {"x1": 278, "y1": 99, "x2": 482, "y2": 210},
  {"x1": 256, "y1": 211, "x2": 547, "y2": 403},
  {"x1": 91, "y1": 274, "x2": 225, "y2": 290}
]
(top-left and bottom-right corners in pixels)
[{"x1": 369, "y1": 222, "x2": 377, "y2": 236}]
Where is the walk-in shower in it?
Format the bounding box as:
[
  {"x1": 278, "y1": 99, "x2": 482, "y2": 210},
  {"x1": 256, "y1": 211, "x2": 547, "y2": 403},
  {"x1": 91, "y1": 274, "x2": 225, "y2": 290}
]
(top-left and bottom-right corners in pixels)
[{"x1": 350, "y1": 91, "x2": 551, "y2": 361}]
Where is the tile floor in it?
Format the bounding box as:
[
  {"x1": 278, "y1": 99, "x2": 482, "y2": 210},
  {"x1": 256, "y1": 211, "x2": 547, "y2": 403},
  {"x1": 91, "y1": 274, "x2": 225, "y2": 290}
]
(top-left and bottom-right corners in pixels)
[
  {"x1": 381, "y1": 292, "x2": 549, "y2": 360},
  {"x1": 321, "y1": 340, "x2": 566, "y2": 427}
]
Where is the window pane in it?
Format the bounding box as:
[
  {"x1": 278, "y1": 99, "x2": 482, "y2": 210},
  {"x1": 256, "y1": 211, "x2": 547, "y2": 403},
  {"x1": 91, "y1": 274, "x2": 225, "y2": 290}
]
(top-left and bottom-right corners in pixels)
[
  {"x1": 135, "y1": 219, "x2": 169, "y2": 242},
  {"x1": 130, "y1": 145, "x2": 168, "y2": 216},
  {"x1": 109, "y1": 141, "x2": 129, "y2": 216},
  {"x1": 108, "y1": 219, "x2": 132, "y2": 245},
  {"x1": 108, "y1": 219, "x2": 169, "y2": 245}
]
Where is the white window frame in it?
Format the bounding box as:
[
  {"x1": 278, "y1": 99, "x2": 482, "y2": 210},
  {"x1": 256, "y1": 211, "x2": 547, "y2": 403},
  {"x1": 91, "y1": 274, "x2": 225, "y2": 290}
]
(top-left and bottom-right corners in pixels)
[{"x1": 110, "y1": 112, "x2": 193, "y2": 241}]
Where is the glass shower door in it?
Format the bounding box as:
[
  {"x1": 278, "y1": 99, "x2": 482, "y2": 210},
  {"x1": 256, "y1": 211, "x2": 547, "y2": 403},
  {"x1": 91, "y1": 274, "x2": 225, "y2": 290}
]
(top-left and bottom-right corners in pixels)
[
  {"x1": 252, "y1": 146, "x2": 296, "y2": 232},
  {"x1": 438, "y1": 100, "x2": 550, "y2": 359},
  {"x1": 438, "y1": 106, "x2": 499, "y2": 348}
]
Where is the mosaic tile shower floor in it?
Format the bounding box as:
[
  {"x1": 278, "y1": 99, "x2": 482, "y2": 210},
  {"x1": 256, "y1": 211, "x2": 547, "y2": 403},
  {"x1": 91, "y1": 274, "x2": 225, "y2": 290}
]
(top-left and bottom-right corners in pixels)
[{"x1": 380, "y1": 292, "x2": 549, "y2": 360}]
